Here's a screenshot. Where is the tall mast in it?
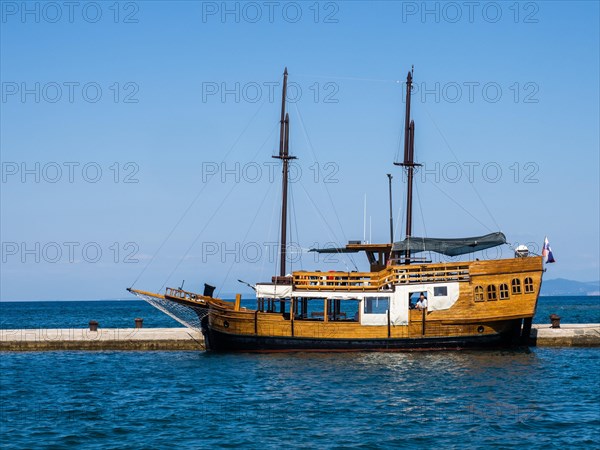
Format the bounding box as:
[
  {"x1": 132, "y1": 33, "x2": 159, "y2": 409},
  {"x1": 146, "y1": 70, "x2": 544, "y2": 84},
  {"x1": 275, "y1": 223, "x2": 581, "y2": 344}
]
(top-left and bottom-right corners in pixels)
[
  {"x1": 273, "y1": 68, "x2": 295, "y2": 278},
  {"x1": 280, "y1": 113, "x2": 290, "y2": 277},
  {"x1": 394, "y1": 67, "x2": 419, "y2": 264},
  {"x1": 406, "y1": 120, "x2": 415, "y2": 240},
  {"x1": 403, "y1": 70, "x2": 412, "y2": 164},
  {"x1": 279, "y1": 68, "x2": 288, "y2": 160}
]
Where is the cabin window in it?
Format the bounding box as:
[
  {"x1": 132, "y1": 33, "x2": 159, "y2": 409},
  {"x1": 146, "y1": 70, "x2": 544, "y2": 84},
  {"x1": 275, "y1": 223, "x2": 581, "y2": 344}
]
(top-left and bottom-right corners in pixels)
[
  {"x1": 260, "y1": 298, "x2": 292, "y2": 316},
  {"x1": 409, "y1": 292, "x2": 427, "y2": 309},
  {"x1": 293, "y1": 298, "x2": 326, "y2": 321},
  {"x1": 524, "y1": 277, "x2": 534, "y2": 293},
  {"x1": 474, "y1": 286, "x2": 484, "y2": 302},
  {"x1": 364, "y1": 297, "x2": 389, "y2": 314},
  {"x1": 511, "y1": 278, "x2": 521, "y2": 294},
  {"x1": 258, "y1": 298, "x2": 279, "y2": 313},
  {"x1": 486, "y1": 285, "x2": 497, "y2": 301},
  {"x1": 499, "y1": 283, "x2": 510, "y2": 300},
  {"x1": 434, "y1": 286, "x2": 448, "y2": 296},
  {"x1": 327, "y1": 299, "x2": 360, "y2": 322},
  {"x1": 281, "y1": 299, "x2": 292, "y2": 319}
]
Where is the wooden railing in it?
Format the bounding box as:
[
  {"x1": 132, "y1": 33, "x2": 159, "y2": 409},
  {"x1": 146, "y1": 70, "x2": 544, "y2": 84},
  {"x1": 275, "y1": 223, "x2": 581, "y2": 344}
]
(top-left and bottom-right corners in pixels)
[
  {"x1": 293, "y1": 264, "x2": 470, "y2": 291},
  {"x1": 165, "y1": 287, "x2": 207, "y2": 303}
]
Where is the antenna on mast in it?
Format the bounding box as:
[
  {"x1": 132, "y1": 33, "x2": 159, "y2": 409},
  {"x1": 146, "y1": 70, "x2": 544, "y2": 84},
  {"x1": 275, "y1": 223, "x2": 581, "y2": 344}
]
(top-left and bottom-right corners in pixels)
[
  {"x1": 363, "y1": 194, "x2": 367, "y2": 243},
  {"x1": 387, "y1": 174, "x2": 394, "y2": 243}
]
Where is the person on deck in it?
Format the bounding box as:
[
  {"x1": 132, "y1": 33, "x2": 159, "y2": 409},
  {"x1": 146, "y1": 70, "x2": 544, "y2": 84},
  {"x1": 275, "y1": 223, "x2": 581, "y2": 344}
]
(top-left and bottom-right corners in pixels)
[{"x1": 416, "y1": 293, "x2": 428, "y2": 310}]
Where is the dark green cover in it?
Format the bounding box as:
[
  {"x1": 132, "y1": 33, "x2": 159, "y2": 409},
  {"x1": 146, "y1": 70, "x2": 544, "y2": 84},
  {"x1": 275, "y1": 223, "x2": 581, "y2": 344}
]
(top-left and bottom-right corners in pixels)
[{"x1": 391, "y1": 232, "x2": 506, "y2": 256}]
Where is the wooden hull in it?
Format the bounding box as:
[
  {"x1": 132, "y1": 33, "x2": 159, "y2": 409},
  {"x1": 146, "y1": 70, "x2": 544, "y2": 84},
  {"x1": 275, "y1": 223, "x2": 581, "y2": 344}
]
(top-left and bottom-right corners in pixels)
[
  {"x1": 202, "y1": 323, "x2": 521, "y2": 352},
  {"x1": 202, "y1": 256, "x2": 543, "y2": 352}
]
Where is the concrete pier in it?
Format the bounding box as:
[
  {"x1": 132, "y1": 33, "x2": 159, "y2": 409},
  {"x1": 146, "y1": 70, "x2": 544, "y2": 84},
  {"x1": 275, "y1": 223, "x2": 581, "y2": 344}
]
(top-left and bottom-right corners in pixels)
[
  {"x1": 530, "y1": 324, "x2": 600, "y2": 347},
  {"x1": 1, "y1": 325, "x2": 598, "y2": 351},
  {"x1": 0, "y1": 328, "x2": 204, "y2": 351}
]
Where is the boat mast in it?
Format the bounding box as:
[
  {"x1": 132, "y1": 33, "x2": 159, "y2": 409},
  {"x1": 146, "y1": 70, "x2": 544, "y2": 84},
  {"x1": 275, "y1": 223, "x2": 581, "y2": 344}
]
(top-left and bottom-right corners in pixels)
[
  {"x1": 273, "y1": 68, "x2": 295, "y2": 278},
  {"x1": 394, "y1": 67, "x2": 418, "y2": 264},
  {"x1": 406, "y1": 120, "x2": 415, "y2": 241}
]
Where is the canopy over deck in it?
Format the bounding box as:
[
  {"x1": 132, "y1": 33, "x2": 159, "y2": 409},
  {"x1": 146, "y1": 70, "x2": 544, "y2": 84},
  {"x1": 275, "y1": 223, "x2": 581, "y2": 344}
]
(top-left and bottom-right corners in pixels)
[
  {"x1": 391, "y1": 232, "x2": 506, "y2": 256},
  {"x1": 311, "y1": 233, "x2": 506, "y2": 258}
]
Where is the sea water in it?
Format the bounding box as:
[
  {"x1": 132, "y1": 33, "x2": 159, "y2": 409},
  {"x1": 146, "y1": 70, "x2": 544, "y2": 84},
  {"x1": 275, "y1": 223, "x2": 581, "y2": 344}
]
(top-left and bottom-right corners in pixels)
[
  {"x1": 1, "y1": 349, "x2": 599, "y2": 448},
  {"x1": 0, "y1": 296, "x2": 598, "y2": 330},
  {"x1": 1, "y1": 297, "x2": 599, "y2": 448}
]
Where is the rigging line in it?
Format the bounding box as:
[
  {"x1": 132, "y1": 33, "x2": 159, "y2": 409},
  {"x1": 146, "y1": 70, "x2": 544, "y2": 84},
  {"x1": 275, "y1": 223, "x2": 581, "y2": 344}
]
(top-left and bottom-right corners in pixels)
[
  {"x1": 389, "y1": 177, "x2": 407, "y2": 264},
  {"x1": 293, "y1": 102, "x2": 358, "y2": 269},
  {"x1": 394, "y1": 84, "x2": 405, "y2": 164},
  {"x1": 428, "y1": 181, "x2": 494, "y2": 232},
  {"x1": 294, "y1": 73, "x2": 400, "y2": 83},
  {"x1": 158, "y1": 180, "x2": 237, "y2": 293},
  {"x1": 414, "y1": 180, "x2": 428, "y2": 237},
  {"x1": 159, "y1": 120, "x2": 280, "y2": 293},
  {"x1": 388, "y1": 201, "x2": 404, "y2": 263},
  {"x1": 414, "y1": 180, "x2": 432, "y2": 261},
  {"x1": 260, "y1": 170, "x2": 282, "y2": 283},
  {"x1": 394, "y1": 121, "x2": 404, "y2": 165},
  {"x1": 216, "y1": 176, "x2": 278, "y2": 298},
  {"x1": 288, "y1": 180, "x2": 293, "y2": 274},
  {"x1": 421, "y1": 103, "x2": 502, "y2": 231},
  {"x1": 297, "y1": 178, "x2": 359, "y2": 272},
  {"x1": 394, "y1": 175, "x2": 407, "y2": 241},
  {"x1": 289, "y1": 178, "x2": 302, "y2": 271},
  {"x1": 129, "y1": 97, "x2": 272, "y2": 289},
  {"x1": 292, "y1": 181, "x2": 303, "y2": 270},
  {"x1": 273, "y1": 154, "x2": 283, "y2": 279}
]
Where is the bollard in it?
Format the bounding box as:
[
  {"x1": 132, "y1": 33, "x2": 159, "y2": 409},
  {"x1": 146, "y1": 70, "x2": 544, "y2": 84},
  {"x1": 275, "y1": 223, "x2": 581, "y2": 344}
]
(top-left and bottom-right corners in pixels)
[
  {"x1": 135, "y1": 318, "x2": 143, "y2": 329},
  {"x1": 89, "y1": 320, "x2": 99, "y2": 332},
  {"x1": 549, "y1": 314, "x2": 561, "y2": 329}
]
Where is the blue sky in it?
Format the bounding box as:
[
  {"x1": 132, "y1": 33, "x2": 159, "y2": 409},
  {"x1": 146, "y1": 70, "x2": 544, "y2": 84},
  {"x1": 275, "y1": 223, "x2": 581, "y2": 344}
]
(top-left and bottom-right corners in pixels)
[{"x1": 1, "y1": 1, "x2": 599, "y2": 300}]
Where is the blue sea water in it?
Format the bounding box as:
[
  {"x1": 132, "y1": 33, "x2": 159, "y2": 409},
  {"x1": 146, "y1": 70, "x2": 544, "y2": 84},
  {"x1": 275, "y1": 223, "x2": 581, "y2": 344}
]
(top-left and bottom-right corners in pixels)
[
  {"x1": 0, "y1": 296, "x2": 598, "y2": 330},
  {"x1": 1, "y1": 349, "x2": 599, "y2": 448},
  {"x1": 1, "y1": 297, "x2": 599, "y2": 448}
]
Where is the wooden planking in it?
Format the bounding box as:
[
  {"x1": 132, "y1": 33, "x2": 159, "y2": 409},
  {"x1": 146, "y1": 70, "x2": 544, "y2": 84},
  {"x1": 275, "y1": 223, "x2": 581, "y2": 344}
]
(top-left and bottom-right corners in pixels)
[{"x1": 209, "y1": 306, "x2": 518, "y2": 340}]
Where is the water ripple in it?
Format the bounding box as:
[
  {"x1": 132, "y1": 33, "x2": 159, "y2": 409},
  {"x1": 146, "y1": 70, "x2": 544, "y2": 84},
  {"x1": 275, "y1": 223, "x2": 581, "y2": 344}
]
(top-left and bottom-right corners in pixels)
[{"x1": 1, "y1": 349, "x2": 599, "y2": 448}]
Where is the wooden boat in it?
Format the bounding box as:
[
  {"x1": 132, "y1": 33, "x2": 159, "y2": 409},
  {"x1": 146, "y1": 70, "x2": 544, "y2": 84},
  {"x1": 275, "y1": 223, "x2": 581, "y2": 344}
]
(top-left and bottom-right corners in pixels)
[{"x1": 129, "y1": 67, "x2": 544, "y2": 351}]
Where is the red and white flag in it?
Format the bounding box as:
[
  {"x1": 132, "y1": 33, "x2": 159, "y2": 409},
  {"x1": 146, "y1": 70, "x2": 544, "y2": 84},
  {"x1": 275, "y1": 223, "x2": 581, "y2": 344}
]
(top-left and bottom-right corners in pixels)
[{"x1": 542, "y1": 236, "x2": 556, "y2": 263}]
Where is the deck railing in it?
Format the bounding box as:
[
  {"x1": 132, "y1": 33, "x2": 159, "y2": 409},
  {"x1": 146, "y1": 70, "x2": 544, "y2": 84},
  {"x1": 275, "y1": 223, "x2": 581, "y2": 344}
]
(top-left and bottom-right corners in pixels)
[
  {"x1": 292, "y1": 264, "x2": 470, "y2": 291},
  {"x1": 165, "y1": 287, "x2": 207, "y2": 303}
]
